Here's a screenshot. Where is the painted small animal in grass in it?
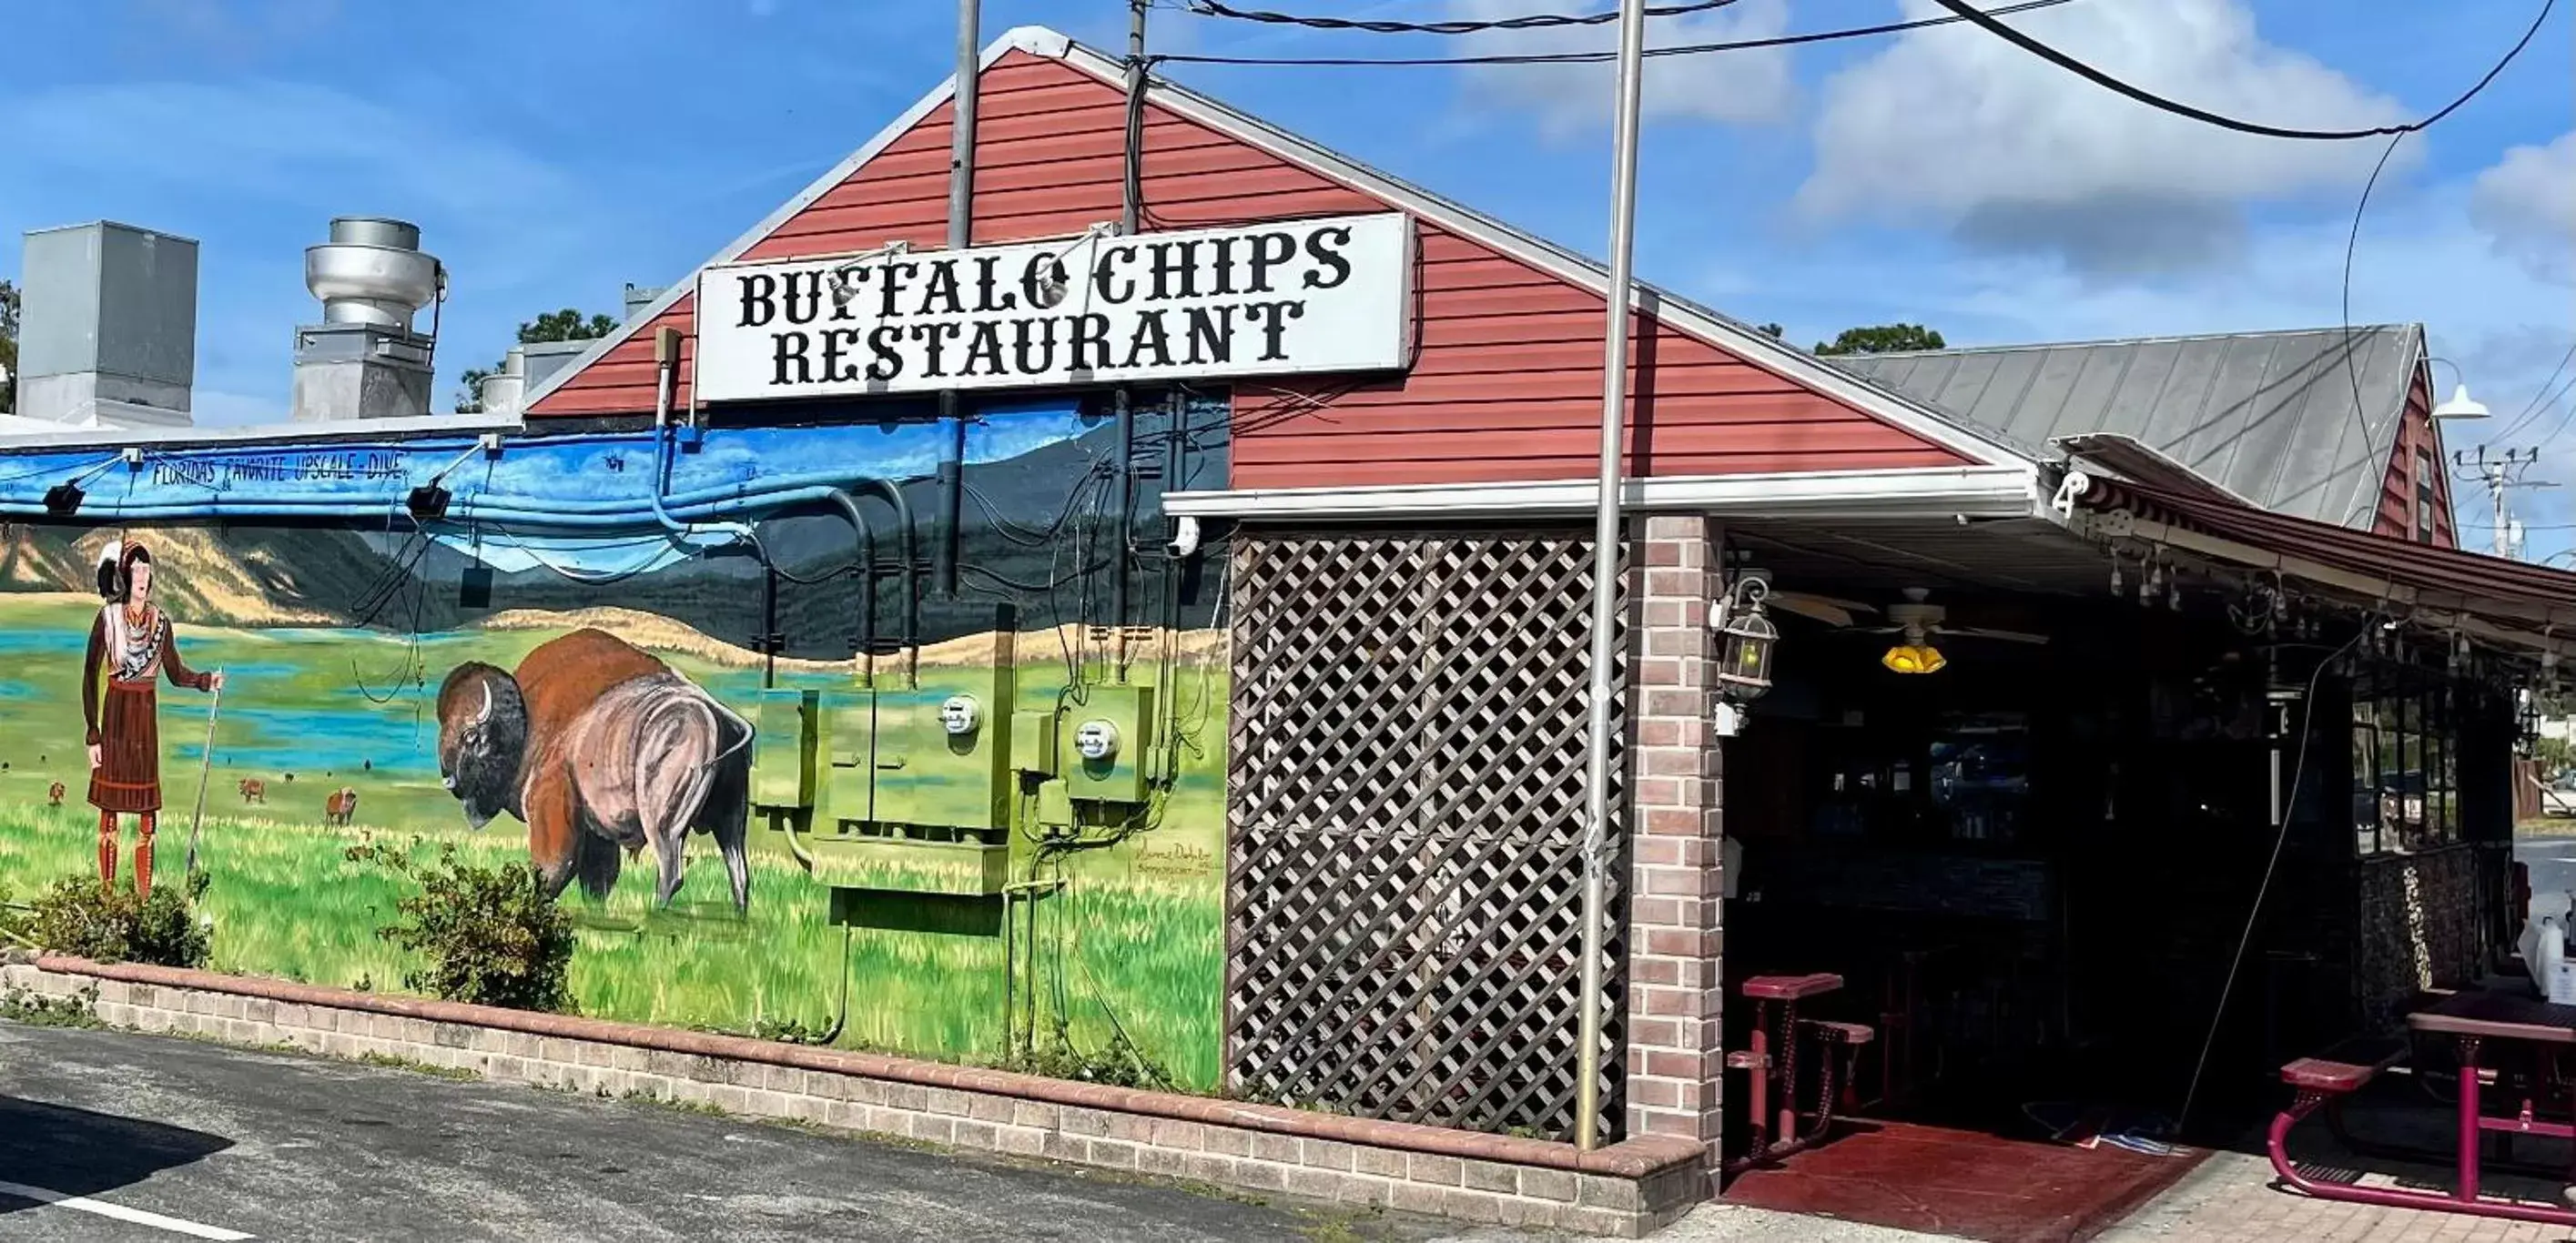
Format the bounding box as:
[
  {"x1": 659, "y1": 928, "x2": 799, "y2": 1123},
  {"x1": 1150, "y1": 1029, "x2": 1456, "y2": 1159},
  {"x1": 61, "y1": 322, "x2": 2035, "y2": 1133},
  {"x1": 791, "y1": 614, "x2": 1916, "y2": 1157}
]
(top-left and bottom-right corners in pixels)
[
  {"x1": 238, "y1": 778, "x2": 267, "y2": 804},
  {"x1": 324, "y1": 787, "x2": 359, "y2": 827},
  {"x1": 47, "y1": 782, "x2": 66, "y2": 807},
  {"x1": 435, "y1": 629, "x2": 754, "y2": 913}
]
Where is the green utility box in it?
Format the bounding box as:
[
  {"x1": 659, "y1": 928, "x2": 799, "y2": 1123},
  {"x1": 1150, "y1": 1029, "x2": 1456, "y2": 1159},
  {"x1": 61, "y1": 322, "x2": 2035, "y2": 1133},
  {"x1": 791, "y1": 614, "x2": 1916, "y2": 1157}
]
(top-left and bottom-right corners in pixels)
[
  {"x1": 818, "y1": 690, "x2": 877, "y2": 828},
  {"x1": 871, "y1": 684, "x2": 1011, "y2": 834},
  {"x1": 1011, "y1": 710, "x2": 1058, "y2": 777},
  {"x1": 806, "y1": 827, "x2": 1014, "y2": 896},
  {"x1": 750, "y1": 690, "x2": 818, "y2": 811},
  {"x1": 1061, "y1": 682, "x2": 1157, "y2": 804}
]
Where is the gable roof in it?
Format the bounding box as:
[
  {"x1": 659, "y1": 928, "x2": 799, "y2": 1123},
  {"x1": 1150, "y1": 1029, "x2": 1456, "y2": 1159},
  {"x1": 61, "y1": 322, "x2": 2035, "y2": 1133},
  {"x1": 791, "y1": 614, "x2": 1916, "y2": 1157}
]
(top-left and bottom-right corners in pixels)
[
  {"x1": 1833, "y1": 325, "x2": 2427, "y2": 530},
  {"x1": 523, "y1": 26, "x2": 2030, "y2": 473}
]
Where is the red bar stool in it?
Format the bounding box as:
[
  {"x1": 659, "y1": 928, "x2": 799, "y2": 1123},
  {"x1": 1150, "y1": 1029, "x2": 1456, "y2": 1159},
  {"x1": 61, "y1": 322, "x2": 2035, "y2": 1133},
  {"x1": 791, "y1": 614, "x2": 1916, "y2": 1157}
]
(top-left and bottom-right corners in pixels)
[{"x1": 1727, "y1": 974, "x2": 1874, "y2": 1173}]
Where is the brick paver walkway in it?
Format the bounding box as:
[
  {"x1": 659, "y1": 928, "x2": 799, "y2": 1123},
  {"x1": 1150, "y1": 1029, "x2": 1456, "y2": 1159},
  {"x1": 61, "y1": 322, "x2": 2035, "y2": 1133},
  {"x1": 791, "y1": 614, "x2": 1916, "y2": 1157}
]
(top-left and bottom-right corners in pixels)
[
  {"x1": 1643, "y1": 1152, "x2": 2574, "y2": 1242},
  {"x1": 2093, "y1": 1151, "x2": 2569, "y2": 1243}
]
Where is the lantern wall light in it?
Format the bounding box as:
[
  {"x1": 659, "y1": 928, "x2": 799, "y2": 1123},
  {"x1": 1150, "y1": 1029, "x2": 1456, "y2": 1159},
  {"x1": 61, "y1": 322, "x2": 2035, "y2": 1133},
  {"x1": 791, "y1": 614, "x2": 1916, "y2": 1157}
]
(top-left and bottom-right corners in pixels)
[{"x1": 1713, "y1": 575, "x2": 1779, "y2": 702}]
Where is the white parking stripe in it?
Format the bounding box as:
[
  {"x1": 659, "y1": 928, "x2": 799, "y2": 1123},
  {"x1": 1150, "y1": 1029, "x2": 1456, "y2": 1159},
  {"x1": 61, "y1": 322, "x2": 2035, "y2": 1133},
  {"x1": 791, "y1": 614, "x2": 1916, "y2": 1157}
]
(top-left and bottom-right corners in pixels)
[{"x1": 0, "y1": 1178, "x2": 254, "y2": 1240}]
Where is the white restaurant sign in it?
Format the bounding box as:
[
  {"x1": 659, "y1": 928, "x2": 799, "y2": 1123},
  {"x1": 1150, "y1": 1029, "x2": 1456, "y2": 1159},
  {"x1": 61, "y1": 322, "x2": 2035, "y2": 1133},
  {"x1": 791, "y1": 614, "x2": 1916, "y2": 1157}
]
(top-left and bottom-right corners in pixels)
[{"x1": 694, "y1": 213, "x2": 1415, "y2": 401}]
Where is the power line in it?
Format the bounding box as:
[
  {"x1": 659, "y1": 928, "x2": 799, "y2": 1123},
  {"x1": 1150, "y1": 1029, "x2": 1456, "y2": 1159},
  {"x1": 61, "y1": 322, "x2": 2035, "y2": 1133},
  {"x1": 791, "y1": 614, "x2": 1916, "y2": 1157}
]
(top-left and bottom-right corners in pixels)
[
  {"x1": 1926, "y1": 0, "x2": 2556, "y2": 142},
  {"x1": 2524, "y1": 372, "x2": 2576, "y2": 450},
  {"x1": 1158, "y1": 0, "x2": 2081, "y2": 66},
  {"x1": 2492, "y1": 340, "x2": 2576, "y2": 442},
  {"x1": 1181, "y1": 0, "x2": 1740, "y2": 36},
  {"x1": 2337, "y1": 131, "x2": 2408, "y2": 499}
]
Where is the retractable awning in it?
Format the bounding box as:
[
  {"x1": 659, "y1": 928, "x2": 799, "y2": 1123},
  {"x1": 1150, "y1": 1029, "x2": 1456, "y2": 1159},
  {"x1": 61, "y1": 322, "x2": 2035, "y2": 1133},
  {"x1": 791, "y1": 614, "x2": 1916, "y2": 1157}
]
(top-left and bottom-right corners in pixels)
[{"x1": 2064, "y1": 471, "x2": 2576, "y2": 662}]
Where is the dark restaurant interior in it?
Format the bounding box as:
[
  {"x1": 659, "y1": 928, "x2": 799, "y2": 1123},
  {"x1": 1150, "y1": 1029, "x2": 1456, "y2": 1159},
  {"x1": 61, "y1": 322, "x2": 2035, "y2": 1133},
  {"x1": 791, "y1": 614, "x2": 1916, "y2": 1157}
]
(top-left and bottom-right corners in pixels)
[{"x1": 1713, "y1": 520, "x2": 2520, "y2": 1159}]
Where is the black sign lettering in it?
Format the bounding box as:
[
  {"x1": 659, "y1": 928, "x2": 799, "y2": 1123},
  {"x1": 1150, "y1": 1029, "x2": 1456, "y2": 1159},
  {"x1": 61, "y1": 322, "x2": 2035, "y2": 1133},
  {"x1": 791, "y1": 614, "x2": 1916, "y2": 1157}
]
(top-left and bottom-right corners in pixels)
[
  {"x1": 1022, "y1": 253, "x2": 1069, "y2": 309},
  {"x1": 827, "y1": 265, "x2": 867, "y2": 321},
  {"x1": 959, "y1": 319, "x2": 1006, "y2": 377},
  {"x1": 1011, "y1": 318, "x2": 1060, "y2": 374},
  {"x1": 1069, "y1": 313, "x2": 1113, "y2": 371},
  {"x1": 973, "y1": 256, "x2": 1017, "y2": 313},
  {"x1": 710, "y1": 216, "x2": 1402, "y2": 396},
  {"x1": 1123, "y1": 309, "x2": 1175, "y2": 370},
  {"x1": 782, "y1": 271, "x2": 824, "y2": 325},
  {"x1": 866, "y1": 326, "x2": 905, "y2": 381},
  {"x1": 918, "y1": 258, "x2": 966, "y2": 316},
  {"x1": 773, "y1": 330, "x2": 814, "y2": 385},
  {"x1": 1148, "y1": 239, "x2": 1201, "y2": 301},
  {"x1": 1091, "y1": 245, "x2": 1138, "y2": 305},
  {"x1": 908, "y1": 321, "x2": 961, "y2": 377},
  {"x1": 821, "y1": 328, "x2": 863, "y2": 382},
  {"x1": 1207, "y1": 236, "x2": 1241, "y2": 296},
  {"x1": 1248, "y1": 299, "x2": 1306, "y2": 361},
  {"x1": 877, "y1": 261, "x2": 919, "y2": 319},
  {"x1": 738, "y1": 272, "x2": 778, "y2": 328},
  {"x1": 1246, "y1": 231, "x2": 1297, "y2": 293},
  {"x1": 1184, "y1": 306, "x2": 1233, "y2": 367},
  {"x1": 1303, "y1": 226, "x2": 1354, "y2": 290}
]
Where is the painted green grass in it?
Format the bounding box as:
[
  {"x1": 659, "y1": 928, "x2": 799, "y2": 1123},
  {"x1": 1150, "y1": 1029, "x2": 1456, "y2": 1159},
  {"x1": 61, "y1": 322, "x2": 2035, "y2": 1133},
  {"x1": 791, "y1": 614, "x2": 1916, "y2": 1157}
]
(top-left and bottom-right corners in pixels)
[
  {"x1": 0, "y1": 592, "x2": 1229, "y2": 1089},
  {"x1": 0, "y1": 799, "x2": 1222, "y2": 1087}
]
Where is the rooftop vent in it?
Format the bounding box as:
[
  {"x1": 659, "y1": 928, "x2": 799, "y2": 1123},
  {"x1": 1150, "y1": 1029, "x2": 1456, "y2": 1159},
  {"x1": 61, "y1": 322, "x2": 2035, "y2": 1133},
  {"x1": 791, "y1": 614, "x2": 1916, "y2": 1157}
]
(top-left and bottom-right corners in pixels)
[{"x1": 291, "y1": 217, "x2": 444, "y2": 421}]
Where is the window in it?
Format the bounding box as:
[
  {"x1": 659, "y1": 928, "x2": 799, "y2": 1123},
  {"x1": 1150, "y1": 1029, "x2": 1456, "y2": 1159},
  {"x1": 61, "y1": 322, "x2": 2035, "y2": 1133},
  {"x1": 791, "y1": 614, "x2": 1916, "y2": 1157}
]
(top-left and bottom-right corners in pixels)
[
  {"x1": 2352, "y1": 671, "x2": 2460, "y2": 855},
  {"x1": 2415, "y1": 448, "x2": 2439, "y2": 542}
]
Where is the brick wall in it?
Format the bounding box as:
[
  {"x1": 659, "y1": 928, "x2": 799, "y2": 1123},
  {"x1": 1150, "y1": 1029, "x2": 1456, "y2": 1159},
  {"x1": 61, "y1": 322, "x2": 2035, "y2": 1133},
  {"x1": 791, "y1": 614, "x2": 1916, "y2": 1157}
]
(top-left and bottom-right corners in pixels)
[
  {"x1": 1624, "y1": 515, "x2": 1726, "y2": 1170},
  {"x1": 0, "y1": 956, "x2": 1706, "y2": 1237}
]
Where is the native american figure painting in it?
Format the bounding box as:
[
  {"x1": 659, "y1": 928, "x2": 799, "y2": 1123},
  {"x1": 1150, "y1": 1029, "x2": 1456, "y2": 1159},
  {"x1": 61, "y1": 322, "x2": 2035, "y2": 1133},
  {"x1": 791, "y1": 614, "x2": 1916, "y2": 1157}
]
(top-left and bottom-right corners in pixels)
[{"x1": 82, "y1": 541, "x2": 223, "y2": 897}]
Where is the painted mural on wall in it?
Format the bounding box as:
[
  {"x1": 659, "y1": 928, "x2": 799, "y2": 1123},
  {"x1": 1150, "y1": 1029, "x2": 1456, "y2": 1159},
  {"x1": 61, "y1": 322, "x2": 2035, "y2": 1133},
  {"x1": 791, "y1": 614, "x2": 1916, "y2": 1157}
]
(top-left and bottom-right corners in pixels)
[{"x1": 0, "y1": 394, "x2": 1230, "y2": 1088}]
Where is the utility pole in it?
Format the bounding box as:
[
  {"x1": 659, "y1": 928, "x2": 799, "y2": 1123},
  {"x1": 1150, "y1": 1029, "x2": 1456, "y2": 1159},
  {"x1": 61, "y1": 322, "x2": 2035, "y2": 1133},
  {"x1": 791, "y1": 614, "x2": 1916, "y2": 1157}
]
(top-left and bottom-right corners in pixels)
[
  {"x1": 2455, "y1": 445, "x2": 2554, "y2": 560},
  {"x1": 1574, "y1": 0, "x2": 1648, "y2": 1155}
]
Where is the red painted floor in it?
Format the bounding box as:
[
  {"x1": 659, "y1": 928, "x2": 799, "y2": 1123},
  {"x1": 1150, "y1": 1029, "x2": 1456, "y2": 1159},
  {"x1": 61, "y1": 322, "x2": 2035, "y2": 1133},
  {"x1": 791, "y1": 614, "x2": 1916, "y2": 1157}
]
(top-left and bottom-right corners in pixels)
[{"x1": 1720, "y1": 1120, "x2": 2207, "y2": 1243}]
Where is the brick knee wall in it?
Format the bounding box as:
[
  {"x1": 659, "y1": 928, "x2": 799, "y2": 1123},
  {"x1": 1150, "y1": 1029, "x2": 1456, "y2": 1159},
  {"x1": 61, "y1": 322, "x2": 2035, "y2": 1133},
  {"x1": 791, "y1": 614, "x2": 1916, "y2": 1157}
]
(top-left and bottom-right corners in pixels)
[{"x1": 0, "y1": 958, "x2": 1707, "y2": 1236}]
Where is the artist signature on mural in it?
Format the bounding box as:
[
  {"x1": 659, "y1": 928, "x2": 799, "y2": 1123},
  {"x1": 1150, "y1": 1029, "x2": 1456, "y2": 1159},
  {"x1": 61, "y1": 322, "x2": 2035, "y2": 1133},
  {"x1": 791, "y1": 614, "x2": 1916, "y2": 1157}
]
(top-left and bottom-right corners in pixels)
[{"x1": 1136, "y1": 841, "x2": 1213, "y2": 878}]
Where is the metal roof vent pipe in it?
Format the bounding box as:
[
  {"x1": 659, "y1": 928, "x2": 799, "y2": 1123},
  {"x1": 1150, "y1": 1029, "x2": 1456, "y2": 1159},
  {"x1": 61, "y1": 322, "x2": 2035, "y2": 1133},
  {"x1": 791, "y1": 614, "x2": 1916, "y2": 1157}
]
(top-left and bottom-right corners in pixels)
[
  {"x1": 478, "y1": 346, "x2": 527, "y2": 417},
  {"x1": 290, "y1": 217, "x2": 444, "y2": 420}
]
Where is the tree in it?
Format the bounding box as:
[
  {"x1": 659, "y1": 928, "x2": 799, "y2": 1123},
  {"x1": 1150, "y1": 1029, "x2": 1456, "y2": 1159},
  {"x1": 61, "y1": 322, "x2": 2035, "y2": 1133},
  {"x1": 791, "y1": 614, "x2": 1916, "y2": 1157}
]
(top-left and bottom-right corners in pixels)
[
  {"x1": 0, "y1": 278, "x2": 19, "y2": 413},
  {"x1": 454, "y1": 308, "x2": 621, "y2": 413},
  {"x1": 1813, "y1": 323, "x2": 1946, "y2": 356}
]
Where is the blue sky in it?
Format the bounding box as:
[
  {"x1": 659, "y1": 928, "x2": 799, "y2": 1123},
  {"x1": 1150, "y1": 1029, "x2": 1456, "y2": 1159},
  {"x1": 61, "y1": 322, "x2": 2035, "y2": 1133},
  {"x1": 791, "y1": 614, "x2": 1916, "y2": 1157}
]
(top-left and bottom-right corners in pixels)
[{"x1": 1, "y1": 1, "x2": 2570, "y2": 548}]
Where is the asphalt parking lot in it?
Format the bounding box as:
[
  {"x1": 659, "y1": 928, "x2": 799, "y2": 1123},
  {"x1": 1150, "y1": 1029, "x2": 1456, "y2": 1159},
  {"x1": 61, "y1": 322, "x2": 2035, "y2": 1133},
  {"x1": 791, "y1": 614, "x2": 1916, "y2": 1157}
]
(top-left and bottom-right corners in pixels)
[{"x1": 0, "y1": 1020, "x2": 1444, "y2": 1242}]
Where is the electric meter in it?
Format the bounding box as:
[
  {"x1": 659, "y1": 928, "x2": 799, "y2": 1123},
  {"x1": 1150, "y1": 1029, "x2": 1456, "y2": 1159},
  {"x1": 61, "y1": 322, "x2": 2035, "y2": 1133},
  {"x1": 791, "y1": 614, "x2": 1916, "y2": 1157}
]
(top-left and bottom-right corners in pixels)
[
  {"x1": 938, "y1": 694, "x2": 981, "y2": 737},
  {"x1": 1073, "y1": 719, "x2": 1121, "y2": 763}
]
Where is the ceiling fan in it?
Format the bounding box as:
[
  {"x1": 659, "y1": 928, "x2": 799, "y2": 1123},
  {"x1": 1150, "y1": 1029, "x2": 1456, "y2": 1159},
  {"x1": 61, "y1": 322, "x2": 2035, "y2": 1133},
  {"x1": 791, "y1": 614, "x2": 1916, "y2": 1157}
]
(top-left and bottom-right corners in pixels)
[
  {"x1": 1769, "y1": 587, "x2": 2047, "y2": 644},
  {"x1": 1851, "y1": 588, "x2": 2049, "y2": 647},
  {"x1": 1771, "y1": 586, "x2": 2046, "y2": 673}
]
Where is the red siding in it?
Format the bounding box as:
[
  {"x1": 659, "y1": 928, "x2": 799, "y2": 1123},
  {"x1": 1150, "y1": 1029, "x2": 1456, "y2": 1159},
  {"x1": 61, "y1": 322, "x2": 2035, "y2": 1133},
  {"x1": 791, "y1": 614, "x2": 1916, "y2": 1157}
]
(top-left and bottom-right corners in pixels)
[
  {"x1": 532, "y1": 51, "x2": 1969, "y2": 484},
  {"x1": 2370, "y1": 366, "x2": 2458, "y2": 549}
]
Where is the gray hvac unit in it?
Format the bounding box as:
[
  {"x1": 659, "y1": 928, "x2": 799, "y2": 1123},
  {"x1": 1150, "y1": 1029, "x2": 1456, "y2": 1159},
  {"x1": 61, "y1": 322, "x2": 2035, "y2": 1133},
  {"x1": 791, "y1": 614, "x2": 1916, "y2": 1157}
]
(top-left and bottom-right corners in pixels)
[{"x1": 16, "y1": 221, "x2": 198, "y2": 428}]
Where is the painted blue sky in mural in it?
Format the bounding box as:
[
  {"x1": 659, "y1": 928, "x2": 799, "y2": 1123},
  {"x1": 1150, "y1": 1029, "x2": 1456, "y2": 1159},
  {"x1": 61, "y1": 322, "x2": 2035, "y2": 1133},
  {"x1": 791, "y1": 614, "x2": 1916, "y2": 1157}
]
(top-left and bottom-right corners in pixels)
[{"x1": 0, "y1": 400, "x2": 1095, "y2": 573}]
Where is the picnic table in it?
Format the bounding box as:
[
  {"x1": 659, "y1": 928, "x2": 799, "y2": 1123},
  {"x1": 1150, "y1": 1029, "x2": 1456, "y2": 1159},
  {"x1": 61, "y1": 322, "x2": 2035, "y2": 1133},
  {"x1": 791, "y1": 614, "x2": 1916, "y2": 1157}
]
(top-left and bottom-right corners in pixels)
[{"x1": 2269, "y1": 985, "x2": 2576, "y2": 1226}]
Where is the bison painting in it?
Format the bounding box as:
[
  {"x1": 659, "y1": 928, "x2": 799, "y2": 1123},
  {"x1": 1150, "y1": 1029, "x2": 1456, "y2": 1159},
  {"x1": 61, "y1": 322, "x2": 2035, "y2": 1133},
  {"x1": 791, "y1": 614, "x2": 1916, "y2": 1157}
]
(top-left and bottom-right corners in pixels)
[
  {"x1": 238, "y1": 778, "x2": 267, "y2": 804},
  {"x1": 324, "y1": 787, "x2": 358, "y2": 827},
  {"x1": 434, "y1": 629, "x2": 754, "y2": 913}
]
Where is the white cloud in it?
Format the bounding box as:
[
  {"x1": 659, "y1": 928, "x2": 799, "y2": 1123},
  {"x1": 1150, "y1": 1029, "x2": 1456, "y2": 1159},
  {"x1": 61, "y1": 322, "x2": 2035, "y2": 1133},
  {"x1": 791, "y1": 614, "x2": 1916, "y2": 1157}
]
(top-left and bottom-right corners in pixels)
[
  {"x1": 1798, "y1": 0, "x2": 2412, "y2": 274},
  {"x1": 1449, "y1": 0, "x2": 1797, "y2": 142},
  {"x1": 2471, "y1": 130, "x2": 2576, "y2": 285}
]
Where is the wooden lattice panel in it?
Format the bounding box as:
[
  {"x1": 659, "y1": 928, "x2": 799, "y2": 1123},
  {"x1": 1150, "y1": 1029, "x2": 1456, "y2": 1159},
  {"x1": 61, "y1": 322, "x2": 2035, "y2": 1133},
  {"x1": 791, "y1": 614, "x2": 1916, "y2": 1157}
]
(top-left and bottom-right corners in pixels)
[{"x1": 1224, "y1": 530, "x2": 1627, "y2": 1143}]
